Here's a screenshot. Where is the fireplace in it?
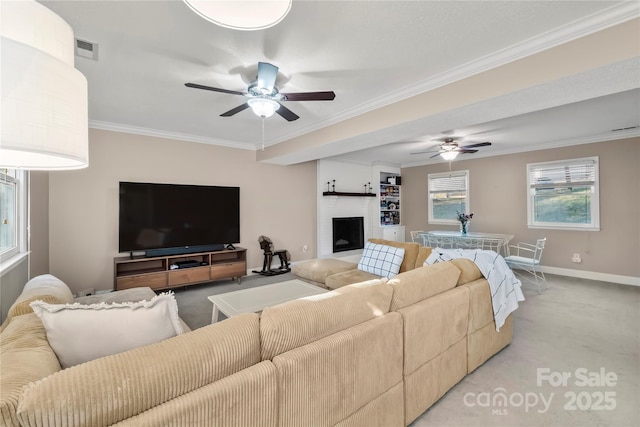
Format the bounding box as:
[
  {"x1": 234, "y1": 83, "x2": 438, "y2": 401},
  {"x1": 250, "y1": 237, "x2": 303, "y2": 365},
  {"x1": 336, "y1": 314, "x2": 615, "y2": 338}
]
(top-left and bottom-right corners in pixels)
[{"x1": 332, "y1": 217, "x2": 364, "y2": 253}]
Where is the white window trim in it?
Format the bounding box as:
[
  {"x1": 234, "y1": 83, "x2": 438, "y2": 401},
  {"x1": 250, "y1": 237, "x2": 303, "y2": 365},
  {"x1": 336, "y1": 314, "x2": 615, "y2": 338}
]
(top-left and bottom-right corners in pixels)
[
  {"x1": 0, "y1": 169, "x2": 29, "y2": 269},
  {"x1": 428, "y1": 170, "x2": 470, "y2": 225},
  {"x1": 526, "y1": 156, "x2": 600, "y2": 231}
]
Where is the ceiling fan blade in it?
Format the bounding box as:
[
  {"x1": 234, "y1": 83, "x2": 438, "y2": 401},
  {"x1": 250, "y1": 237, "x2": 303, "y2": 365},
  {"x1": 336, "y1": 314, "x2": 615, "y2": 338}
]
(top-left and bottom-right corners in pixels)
[
  {"x1": 410, "y1": 150, "x2": 439, "y2": 155},
  {"x1": 257, "y1": 62, "x2": 278, "y2": 94},
  {"x1": 458, "y1": 149, "x2": 479, "y2": 154},
  {"x1": 460, "y1": 142, "x2": 491, "y2": 149},
  {"x1": 185, "y1": 83, "x2": 245, "y2": 96},
  {"x1": 220, "y1": 103, "x2": 250, "y2": 117},
  {"x1": 281, "y1": 91, "x2": 336, "y2": 101},
  {"x1": 430, "y1": 153, "x2": 443, "y2": 158},
  {"x1": 276, "y1": 103, "x2": 299, "y2": 121}
]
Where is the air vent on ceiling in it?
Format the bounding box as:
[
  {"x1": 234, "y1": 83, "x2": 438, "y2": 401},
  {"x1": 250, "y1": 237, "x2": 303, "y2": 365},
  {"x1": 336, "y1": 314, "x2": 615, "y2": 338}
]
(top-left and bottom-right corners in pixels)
[
  {"x1": 611, "y1": 125, "x2": 639, "y2": 132},
  {"x1": 75, "y1": 38, "x2": 99, "y2": 61}
]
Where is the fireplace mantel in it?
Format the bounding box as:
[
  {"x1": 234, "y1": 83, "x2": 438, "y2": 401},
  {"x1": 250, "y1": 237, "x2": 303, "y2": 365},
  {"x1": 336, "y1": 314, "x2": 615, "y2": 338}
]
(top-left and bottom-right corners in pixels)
[{"x1": 322, "y1": 192, "x2": 376, "y2": 197}]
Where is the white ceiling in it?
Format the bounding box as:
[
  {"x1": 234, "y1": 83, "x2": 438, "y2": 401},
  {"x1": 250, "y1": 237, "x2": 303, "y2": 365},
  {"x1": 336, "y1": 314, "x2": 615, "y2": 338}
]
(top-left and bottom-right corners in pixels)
[{"x1": 38, "y1": 0, "x2": 640, "y2": 166}]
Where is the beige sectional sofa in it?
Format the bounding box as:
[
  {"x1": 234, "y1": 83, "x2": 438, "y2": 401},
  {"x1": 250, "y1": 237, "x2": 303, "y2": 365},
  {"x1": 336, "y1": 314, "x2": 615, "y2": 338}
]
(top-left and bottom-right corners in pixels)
[
  {"x1": 292, "y1": 239, "x2": 432, "y2": 290},
  {"x1": 1, "y1": 248, "x2": 513, "y2": 426}
]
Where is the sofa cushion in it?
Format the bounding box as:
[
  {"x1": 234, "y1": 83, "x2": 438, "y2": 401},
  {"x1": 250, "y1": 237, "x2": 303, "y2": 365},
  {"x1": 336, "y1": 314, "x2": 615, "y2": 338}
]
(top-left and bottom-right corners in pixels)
[
  {"x1": 291, "y1": 258, "x2": 357, "y2": 285},
  {"x1": 115, "y1": 361, "x2": 278, "y2": 427},
  {"x1": 30, "y1": 292, "x2": 184, "y2": 368},
  {"x1": 398, "y1": 286, "x2": 470, "y2": 375},
  {"x1": 368, "y1": 239, "x2": 420, "y2": 273},
  {"x1": 260, "y1": 279, "x2": 392, "y2": 360},
  {"x1": 0, "y1": 313, "x2": 61, "y2": 427},
  {"x1": 17, "y1": 313, "x2": 262, "y2": 426},
  {"x1": 1, "y1": 274, "x2": 74, "y2": 330},
  {"x1": 415, "y1": 246, "x2": 433, "y2": 269},
  {"x1": 325, "y1": 269, "x2": 382, "y2": 290},
  {"x1": 388, "y1": 263, "x2": 461, "y2": 311},
  {"x1": 462, "y1": 278, "x2": 496, "y2": 332},
  {"x1": 272, "y1": 313, "x2": 403, "y2": 427},
  {"x1": 73, "y1": 286, "x2": 157, "y2": 305},
  {"x1": 358, "y1": 242, "x2": 405, "y2": 279},
  {"x1": 449, "y1": 258, "x2": 483, "y2": 285}
]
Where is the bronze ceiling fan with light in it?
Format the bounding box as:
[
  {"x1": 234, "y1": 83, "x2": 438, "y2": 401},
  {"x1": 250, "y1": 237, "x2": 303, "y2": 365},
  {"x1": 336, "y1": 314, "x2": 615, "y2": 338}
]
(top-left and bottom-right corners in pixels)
[
  {"x1": 185, "y1": 62, "x2": 336, "y2": 122},
  {"x1": 411, "y1": 137, "x2": 492, "y2": 160}
]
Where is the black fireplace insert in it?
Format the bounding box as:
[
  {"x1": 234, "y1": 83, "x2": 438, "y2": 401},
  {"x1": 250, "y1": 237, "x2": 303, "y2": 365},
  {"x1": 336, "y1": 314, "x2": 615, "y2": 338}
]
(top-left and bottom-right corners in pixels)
[{"x1": 332, "y1": 217, "x2": 364, "y2": 253}]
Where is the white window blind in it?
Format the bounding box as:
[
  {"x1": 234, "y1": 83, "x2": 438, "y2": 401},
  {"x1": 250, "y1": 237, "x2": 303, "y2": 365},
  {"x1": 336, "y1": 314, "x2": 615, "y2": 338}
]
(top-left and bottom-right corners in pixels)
[
  {"x1": 527, "y1": 157, "x2": 599, "y2": 230},
  {"x1": 1, "y1": 169, "x2": 27, "y2": 264},
  {"x1": 529, "y1": 160, "x2": 597, "y2": 188},
  {"x1": 428, "y1": 171, "x2": 469, "y2": 224}
]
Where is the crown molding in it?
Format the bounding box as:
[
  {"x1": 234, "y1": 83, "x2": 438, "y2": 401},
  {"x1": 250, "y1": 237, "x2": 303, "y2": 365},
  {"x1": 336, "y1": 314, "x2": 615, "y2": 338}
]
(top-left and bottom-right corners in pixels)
[
  {"x1": 88, "y1": 120, "x2": 254, "y2": 150},
  {"x1": 273, "y1": 2, "x2": 640, "y2": 145}
]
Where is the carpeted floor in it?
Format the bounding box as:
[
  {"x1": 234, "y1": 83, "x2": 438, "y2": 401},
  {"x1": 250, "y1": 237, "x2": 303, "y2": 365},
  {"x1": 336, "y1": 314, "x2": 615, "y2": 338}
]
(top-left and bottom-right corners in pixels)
[{"x1": 173, "y1": 272, "x2": 640, "y2": 426}]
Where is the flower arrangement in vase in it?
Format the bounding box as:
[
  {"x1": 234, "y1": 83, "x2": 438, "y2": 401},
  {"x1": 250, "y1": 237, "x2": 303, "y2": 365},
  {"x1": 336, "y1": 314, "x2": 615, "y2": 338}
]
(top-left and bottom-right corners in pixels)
[{"x1": 456, "y1": 210, "x2": 474, "y2": 234}]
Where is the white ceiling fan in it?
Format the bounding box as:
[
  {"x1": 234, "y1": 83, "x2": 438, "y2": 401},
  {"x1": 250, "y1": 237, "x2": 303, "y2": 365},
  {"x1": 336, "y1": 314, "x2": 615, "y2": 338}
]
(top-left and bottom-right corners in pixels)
[{"x1": 411, "y1": 137, "x2": 492, "y2": 160}]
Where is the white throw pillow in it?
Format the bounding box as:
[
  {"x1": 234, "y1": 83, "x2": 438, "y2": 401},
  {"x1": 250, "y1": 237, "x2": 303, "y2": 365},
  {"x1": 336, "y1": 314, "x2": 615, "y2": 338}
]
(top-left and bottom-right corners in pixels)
[
  {"x1": 30, "y1": 292, "x2": 184, "y2": 368},
  {"x1": 358, "y1": 242, "x2": 405, "y2": 279}
]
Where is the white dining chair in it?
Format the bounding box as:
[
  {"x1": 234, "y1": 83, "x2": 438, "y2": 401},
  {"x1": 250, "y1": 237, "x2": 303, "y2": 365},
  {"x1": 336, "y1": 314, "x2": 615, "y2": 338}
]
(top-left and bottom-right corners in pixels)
[
  {"x1": 504, "y1": 238, "x2": 547, "y2": 293},
  {"x1": 410, "y1": 230, "x2": 424, "y2": 243}
]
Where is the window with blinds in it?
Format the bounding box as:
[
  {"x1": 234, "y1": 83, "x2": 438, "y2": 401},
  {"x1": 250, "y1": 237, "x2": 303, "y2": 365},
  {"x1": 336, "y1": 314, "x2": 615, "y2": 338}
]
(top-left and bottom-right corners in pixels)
[
  {"x1": 428, "y1": 170, "x2": 469, "y2": 224},
  {"x1": 1, "y1": 169, "x2": 27, "y2": 263},
  {"x1": 527, "y1": 157, "x2": 600, "y2": 230}
]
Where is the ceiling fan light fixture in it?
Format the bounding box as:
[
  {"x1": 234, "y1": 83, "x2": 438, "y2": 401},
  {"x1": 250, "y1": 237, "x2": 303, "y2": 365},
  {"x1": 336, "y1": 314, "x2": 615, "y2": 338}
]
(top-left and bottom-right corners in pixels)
[
  {"x1": 183, "y1": 0, "x2": 292, "y2": 31},
  {"x1": 248, "y1": 98, "x2": 280, "y2": 118},
  {"x1": 440, "y1": 151, "x2": 459, "y2": 161}
]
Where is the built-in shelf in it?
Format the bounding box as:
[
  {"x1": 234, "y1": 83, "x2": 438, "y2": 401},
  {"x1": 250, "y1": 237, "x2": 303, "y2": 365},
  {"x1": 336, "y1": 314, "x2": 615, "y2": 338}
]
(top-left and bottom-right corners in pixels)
[{"x1": 322, "y1": 191, "x2": 376, "y2": 197}]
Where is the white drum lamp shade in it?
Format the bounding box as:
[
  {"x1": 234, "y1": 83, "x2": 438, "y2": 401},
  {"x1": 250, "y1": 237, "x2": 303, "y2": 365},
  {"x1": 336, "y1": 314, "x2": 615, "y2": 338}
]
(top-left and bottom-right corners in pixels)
[
  {"x1": 1, "y1": 0, "x2": 89, "y2": 170},
  {"x1": 183, "y1": 0, "x2": 292, "y2": 31}
]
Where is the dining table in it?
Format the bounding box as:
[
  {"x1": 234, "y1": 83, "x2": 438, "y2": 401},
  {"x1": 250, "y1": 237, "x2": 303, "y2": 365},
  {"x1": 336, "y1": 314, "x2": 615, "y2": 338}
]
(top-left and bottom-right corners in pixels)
[{"x1": 418, "y1": 230, "x2": 514, "y2": 256}]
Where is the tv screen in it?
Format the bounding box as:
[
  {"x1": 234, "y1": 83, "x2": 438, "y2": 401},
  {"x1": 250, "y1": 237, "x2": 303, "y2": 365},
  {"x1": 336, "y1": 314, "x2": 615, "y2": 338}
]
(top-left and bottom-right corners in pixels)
[{"x1": 119, "y1": 182, "x2": 240, "y2": 255}]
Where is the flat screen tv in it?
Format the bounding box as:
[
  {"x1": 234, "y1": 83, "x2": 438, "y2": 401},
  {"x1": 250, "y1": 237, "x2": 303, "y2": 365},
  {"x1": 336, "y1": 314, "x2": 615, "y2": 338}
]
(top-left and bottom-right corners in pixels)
[{"x1": 119, "y1": 181, "x2": 240, "y2": 256}]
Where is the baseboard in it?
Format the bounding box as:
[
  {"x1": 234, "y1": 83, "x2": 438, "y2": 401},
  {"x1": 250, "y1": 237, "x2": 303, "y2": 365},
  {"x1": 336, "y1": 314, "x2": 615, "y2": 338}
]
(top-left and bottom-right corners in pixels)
[{"x1": 539, "y1": 265, "x2": 640, "y2": 287}]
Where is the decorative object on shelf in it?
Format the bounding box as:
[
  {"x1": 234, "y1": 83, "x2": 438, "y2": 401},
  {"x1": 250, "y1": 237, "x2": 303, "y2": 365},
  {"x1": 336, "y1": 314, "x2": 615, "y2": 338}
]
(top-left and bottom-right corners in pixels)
[
  {"x1": 327, "y1": 181, "x2": 330, "y2": 192},
  {"x1": 1, "y1": 0, "x2": 89, "y2": 170},
  {"x1": 368, "y1": 182, "x2": 372, "y2": 192},
  {"x1": 332, "y1": 180, "x2": 336, "y2": 192},
  {"x1": 182, "y1": 0, "x2": 292, "y2": 31},
  {"x1": 456, "y1": 210, "x2": 474, "y2": 234}
]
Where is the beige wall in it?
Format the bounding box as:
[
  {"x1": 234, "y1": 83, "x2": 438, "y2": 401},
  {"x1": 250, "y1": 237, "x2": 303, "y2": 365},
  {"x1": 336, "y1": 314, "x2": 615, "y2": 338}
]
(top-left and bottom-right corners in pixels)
[
  {"x1": 47, "y1": 129, "x2": 316, "y2": 294},
  {"x1": 30, "y1": 171, "x2": 50, "y2": 277},
  {"x1": 401, "y1": 137, "x2": 640, "y2": 279}
]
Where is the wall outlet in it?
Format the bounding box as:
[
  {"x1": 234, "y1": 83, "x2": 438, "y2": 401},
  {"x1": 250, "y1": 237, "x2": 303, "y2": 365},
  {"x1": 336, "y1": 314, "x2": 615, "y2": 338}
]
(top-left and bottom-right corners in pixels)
[
  {"x1": 572, "y1": 253, "x2": 582, "y2": 263},
  {"x1": 302, "y1": 244, "x2": 308, "y2": 253}
]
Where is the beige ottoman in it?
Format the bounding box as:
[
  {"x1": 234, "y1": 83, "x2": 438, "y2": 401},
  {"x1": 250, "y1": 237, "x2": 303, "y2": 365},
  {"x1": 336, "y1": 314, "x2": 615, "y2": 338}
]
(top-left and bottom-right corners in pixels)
[{"x1": 291, "y1": 258, "x2": 358, "y2": 287}]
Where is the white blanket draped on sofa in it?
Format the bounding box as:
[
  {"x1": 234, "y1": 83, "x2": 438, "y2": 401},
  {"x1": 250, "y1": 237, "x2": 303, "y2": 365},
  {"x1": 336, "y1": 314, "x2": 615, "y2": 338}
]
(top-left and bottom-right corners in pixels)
[{"x1": 425, "y1": 248, "x2": 525, "y2": 331}]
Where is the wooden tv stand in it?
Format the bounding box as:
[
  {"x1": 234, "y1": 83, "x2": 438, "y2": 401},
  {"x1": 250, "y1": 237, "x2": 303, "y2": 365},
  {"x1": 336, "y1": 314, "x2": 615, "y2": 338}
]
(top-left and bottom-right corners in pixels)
[{"x1": 114, "y1": 247, "x2": 247, "y2": 291}]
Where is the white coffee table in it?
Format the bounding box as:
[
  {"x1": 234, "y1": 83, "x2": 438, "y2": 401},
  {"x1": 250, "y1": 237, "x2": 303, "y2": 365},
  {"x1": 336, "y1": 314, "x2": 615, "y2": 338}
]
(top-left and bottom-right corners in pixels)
[{"x1": 208, "y1": 279, "x2": 327, "y2": 323}]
